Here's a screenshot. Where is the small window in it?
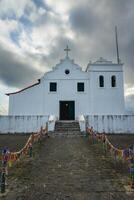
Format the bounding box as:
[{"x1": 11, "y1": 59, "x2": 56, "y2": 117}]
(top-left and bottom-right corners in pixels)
[
  {"x1": 50, "y1": 82, "x2": 57, "y2": 92},
  {"x1": 65, "y1": 69, "x2": 70, "y2": 75},
  {"x1": 111, "y1": 75, "x2": 116, "y2": 87},
  {"x1": 99, "y1": 75, "x2": 104, "y2": 87},
  {"x1": 77, "y1": 82, "x2": 84, "y2": 92}
]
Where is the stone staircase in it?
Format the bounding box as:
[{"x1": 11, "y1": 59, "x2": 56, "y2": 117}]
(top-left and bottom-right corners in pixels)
[{"x1": 54, "y1": 121, "x2": 81, "y2": 136}]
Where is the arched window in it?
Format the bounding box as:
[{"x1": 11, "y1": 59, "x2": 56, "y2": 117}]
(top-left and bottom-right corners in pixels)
[
  {"x1": 111, "y1": 75, "x2": 116, "y2": 87},
  {"x1": 99, "y1": 75, "x2": 104, "y2": 87}
]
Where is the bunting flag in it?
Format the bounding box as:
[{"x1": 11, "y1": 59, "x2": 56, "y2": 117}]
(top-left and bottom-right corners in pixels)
[
  {"x1": 0, "y1": 125, "x2": 47, "y2": 166},
  {"x1": 87, "y1": 127, "x2": 133, "y2": 162}
]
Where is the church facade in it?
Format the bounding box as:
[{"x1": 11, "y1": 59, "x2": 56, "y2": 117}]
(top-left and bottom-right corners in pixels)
[
  {"x1": 1, "y1": 47, "x2": 133, "y2": 134},
  {"x1": 7, "y1": 54, "x2": 125, "y2": 120}
]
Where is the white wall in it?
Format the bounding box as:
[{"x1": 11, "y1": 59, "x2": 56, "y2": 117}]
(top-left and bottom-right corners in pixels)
[
  {"x1": 9, "y1": 84, "x2": 44, "y2": 115},
  {"x1": 9, "y1": 57, "x2": 90, "y2": 119},
  {"x1": 8, "y1": 57, "x2": 125, "y2": 118},
  {"x1": 1, "y1": 115, "x2": 133, "y2": 134},
  {"x1": 0, "y1": 116, "x2": 48, "y2": 133},
  {"x1": 42, "y1": 57, "x2": 90, "y2": 119},
  {"x1": 43, "y1": 79, "x2": 90, "y2": 118},
  {"x1": 88, "y1": 63, "x2": 125, "y2": 114},
  {"x1": 86, "y1": 115, "x2": 134, "y2": 133}
]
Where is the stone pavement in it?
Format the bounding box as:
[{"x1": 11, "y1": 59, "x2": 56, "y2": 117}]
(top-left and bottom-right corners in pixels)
[{"x1": 5, "y1": 136, "x2": 134, "y2": 200}]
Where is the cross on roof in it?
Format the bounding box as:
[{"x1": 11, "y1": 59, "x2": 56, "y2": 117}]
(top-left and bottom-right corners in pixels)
[{"x1": 64, "y1": 45, "x2": 71, "y2": 58}]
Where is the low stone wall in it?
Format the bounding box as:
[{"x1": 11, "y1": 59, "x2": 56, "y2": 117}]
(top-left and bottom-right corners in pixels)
[
  {"x1": 0, "y1": 115, "x2": 48, "y2": 133},
  {"x1": 86, "y1": 115, "x2": 134, "y2": 133}
]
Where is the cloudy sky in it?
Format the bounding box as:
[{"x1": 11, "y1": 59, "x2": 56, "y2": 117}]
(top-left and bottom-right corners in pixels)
[{"x1": 0, "y1": 0, "x2": 134, "y2": 114}]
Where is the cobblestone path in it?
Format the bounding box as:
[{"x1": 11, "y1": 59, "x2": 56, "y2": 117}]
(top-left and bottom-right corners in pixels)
[{"x1": 6, "y1": 136, "x2": 134, "y2": 200}]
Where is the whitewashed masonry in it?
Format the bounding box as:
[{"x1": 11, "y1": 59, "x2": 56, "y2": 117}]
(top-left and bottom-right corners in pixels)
[{"x1": 0, "y1": 53, "x2": 133, "y2": 133}]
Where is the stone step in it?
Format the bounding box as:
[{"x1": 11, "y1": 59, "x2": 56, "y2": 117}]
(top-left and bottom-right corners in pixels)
[
  {"x1": 55, "y1": 121, "x2": 79, "y2": 124},
  {"x1": 55, "y1": 127, "x2": 80, "y2": 130},
  {"x1": 55, "y1": 124, "x2": 79, "y2": 127},
  {"x1": 48, "y1": 131, "x2": 83, "y2": 137},
  {"x1": 55, "y1": 124, "x2": 80, "y2": 127},
  {"x1": 55, "y1": 122, "x2": 79, "y2": 124},
  {"x1": 55, "y1": 129, "x2": 80, "y2": 131},
  {"x1": 55, "y1": 121, "x2": 80, "y2": 133},
  {"x1": 50, "y1": 132, "x2": 82, "y2": 134},
  {"x1": 55, "y1": 123, "x2": 80, "y2": 125}
]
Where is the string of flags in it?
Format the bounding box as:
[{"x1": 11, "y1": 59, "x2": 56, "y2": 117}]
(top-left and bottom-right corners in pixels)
[
  {"x1": 87, "y1": 127, "x2": 134, "y2": 189},
  {"x1": 0, "y1": 125, "x2": 47, "y2": 193},
  {"x1": 87, "y1": 127, "x2": 134, "y2": 159},
  {"x1": 0, "y1": 126, "x2": 47, "y2": 165}
]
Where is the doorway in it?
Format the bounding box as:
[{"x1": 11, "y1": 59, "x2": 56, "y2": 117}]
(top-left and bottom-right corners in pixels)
[{"x1": 59, "y1": 101, "x2": 75, "y2": 120}]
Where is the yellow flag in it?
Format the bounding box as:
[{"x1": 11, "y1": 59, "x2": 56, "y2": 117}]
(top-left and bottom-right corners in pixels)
[{"x1": 8, "y1": 160, "x2": 12, "y2": 167}]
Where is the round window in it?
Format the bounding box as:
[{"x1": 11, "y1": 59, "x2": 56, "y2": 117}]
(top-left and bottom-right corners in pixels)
[{"x1": 65, "y1": 69, "x2": 70, "y2": 75}]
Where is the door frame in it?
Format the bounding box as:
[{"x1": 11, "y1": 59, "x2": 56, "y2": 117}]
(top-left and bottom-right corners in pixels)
[{"x1": 59, "y1": 101, "x2": 75, "y2": 120}]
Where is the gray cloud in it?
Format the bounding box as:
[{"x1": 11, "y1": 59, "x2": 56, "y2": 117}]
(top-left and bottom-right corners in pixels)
[
  {"x1": 104, "y1": 0, "x2": 133, "y2": 15},
  {"x1": 69, "y1": 5, "x2": 100, "y2": 35},
  {"x1": 32, "y1": 0, "x2": 51, "y2": 11},
  {"x1": 34, "y1": 36, "x2": 77, "y2": 68},
  {"x1": 0, "y1": 45, "x2": 42, "y2": 88},
  {"x1": 0, "y1": 0, "x2": 134, "y2": 91},
  {"x1": 67, "y1": 0, "x2": 134, "y2": 86},
  {"x1": 125, "y1": 94, "x2": 134, "y2": 112}
]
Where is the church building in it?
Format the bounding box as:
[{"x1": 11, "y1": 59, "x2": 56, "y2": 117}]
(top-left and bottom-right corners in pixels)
[
  {"x1": 7, "y1": 46, "x2": 125, "y2": 120},
  {"x1": 1, "y1": 45, "x2": 133, "y2": 134}
]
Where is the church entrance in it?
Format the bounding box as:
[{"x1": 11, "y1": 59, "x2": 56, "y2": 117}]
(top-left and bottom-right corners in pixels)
[{"x1": 59, "y1": 101, "x2": 75, "y2": 120}]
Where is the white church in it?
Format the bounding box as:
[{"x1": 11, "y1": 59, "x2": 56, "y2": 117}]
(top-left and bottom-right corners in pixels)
[
  {"x1": 0, "y1": 46, "x2": 134, "y2": 133},
  {"x1": 7, "y1": 46, "x2": 125, "y2": 117}
]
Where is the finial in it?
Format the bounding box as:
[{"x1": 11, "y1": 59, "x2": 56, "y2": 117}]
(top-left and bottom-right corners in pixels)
[{"x1": 64, "y1": 45, "x2": 71, "y2": 58}]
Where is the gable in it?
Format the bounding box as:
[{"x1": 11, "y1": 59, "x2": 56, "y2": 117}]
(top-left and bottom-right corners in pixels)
[{"x1": 41, "y1": 57, "x2": 88, "y2": 81}]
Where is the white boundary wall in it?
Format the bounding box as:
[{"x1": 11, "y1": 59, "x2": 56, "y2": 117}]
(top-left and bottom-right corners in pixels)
[
  {"x1": 0, "y1": 116, "x2": 48, "y2": 133},
  {"x1": 86, "y1": 115, "x2": 134, "y2": 133},
  {"x1": 0, "y1": 115, "x2": 134, "y2": 134}
]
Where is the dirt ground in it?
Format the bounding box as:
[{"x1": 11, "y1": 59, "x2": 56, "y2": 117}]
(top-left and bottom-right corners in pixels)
[
  {"x1": 0, "y1": 134, "x2": 29, "y2": 152},
  {"x1": 0, "y1": 133, "x2": 134, "y2": 152},
  {"x1": 107, "y1": 134, "x2": 134, "y2": 149},
  {"x1": 0, "y1": 135, "x2": 133, "y2": 200}
]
